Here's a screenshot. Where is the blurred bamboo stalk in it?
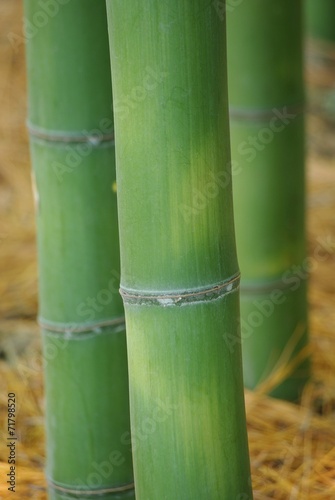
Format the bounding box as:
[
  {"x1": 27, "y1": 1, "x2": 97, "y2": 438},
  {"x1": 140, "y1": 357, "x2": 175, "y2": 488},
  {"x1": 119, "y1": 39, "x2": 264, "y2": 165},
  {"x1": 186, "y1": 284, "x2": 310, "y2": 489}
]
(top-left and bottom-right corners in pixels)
[
  {"x1": 306, "y1": 0, "x2": 335, "y2": 44},
  {"x1": 227, "y1": 0, "x2": 309, "y2": 401},
  {"x1": 24, "y1": 1, "x2": 134, "y2": 497}
]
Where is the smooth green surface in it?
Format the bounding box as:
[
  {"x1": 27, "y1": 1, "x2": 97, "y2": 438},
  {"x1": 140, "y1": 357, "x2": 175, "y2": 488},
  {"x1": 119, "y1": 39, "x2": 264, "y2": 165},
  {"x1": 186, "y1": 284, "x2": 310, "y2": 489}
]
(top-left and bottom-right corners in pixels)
[
  {"x1": 306, "y1": 0, "x2": 335, "y2": 43},
  {"x1": 227, "y1": 0, "x2": 308, "y2": 401},
  {"x1": 24, "y1": 0, "x2": 133, "y2": 496},
  {"x1": 108, "y1": 1, "x2": 238, "y2": 293},
  {"x1": 43, "y1": 329, "x2": 132, "y2": 490},
  {"x1": 228, "y1": 0, "x2": 304, "y2": 109},
  {"x1": 27, "y1": 1, "x2": 113, "y2": 132},
  {"x1": 126, "y1": 294, "x2": 251, "y2": 499},
  {"x1": 229, "y1": 116, "x2": 305, "y2": 284},
  {"x1": 30, "y1": 142, "x2": 122, "y2": 325},
  {"x1": 107, "y1": 1, "x2": 252, "y2": 498}
]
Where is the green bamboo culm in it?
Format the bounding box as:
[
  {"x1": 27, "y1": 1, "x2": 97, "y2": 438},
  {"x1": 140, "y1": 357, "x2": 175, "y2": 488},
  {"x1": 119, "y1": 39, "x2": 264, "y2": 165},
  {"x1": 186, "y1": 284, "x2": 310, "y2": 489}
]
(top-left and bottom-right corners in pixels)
[
  {"x1": 106, "y1": 1, "x2": 253, "y2": 498},
  {"x1": 306, "y1": 0, "x2": 335, "y2": 43},
  {"x1": 227, "y1": 0, "x2": 309, "y2": 401},
  {"x1": 24, "y1": 1, "x2": 134, "y2": 498}
]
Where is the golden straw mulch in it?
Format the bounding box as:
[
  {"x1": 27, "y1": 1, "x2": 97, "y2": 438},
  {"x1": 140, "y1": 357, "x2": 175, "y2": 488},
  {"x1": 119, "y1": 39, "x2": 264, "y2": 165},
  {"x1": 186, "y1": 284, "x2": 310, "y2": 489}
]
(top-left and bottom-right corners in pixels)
[{"x1": 0, "y1": 2, "x2": 335, "y2": 499}]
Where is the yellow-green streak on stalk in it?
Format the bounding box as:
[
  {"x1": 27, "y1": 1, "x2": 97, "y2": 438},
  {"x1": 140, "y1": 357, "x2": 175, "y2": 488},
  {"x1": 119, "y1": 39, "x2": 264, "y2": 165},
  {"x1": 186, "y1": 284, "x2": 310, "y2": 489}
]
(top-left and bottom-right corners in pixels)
[
  {"x1": 106, "y1": 1, "x2": 253, "y2": 498},
  {"x1": 227, "y1": 0, "x2": 309, "y2": 401},
  {"x1": 24, "y1": 1, "x2": 134, "y2": 498}
]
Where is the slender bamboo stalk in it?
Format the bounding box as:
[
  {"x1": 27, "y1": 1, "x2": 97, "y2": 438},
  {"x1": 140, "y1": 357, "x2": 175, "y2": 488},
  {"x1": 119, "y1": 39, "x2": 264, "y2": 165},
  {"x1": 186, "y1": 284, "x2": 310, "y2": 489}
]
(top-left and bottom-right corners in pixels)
[
  {"x1": 306, "y1": 0, "x2": 335, "y2": 43},
  {"x1": 106, "y1": 2, "x2": 253, "y2": 498},
  {"x1": 227, "y1": 0, "x2": 309, "y2": 401},
  {"x1": 24, "y1": 1, "x2": 134, "y2": 498}
]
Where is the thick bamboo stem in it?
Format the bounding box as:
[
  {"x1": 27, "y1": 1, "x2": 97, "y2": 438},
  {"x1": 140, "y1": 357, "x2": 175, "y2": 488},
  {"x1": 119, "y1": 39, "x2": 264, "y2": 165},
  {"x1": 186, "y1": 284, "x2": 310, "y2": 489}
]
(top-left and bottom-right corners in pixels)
[
  {"x1": 106, "y1": 1, "x2": 253, "y2": 498},
  {"x1": 227, "y1": 0, "x2": 309, "y2": 401},
  {"x1": 24, "y1": 1, "x2": 134, "y2": 497}
]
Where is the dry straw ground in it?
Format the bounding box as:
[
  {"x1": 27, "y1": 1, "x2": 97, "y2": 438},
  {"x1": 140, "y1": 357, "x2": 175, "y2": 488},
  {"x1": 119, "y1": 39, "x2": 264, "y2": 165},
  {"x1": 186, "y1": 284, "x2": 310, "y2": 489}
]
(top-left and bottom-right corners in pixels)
[{"x1": 0, "y1": 2, "x2": 335, "y2": 499}]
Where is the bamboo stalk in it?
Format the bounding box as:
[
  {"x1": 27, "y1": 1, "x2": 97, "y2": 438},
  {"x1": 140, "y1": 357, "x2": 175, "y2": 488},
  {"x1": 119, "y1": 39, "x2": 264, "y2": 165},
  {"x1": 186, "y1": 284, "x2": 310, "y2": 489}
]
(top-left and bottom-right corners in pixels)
[
  {"x1": 24, "y1": 1, "x2": 134, "y2": 498},
  {"x1": 106, "y1": 1, "x2": 253, "y2": 498},
  {"x1": 227, "y1": 0, "x2": 309, "y2": 401},
  {"x1": 306, "y1": 0, "x2": 335, "y2": 43}
]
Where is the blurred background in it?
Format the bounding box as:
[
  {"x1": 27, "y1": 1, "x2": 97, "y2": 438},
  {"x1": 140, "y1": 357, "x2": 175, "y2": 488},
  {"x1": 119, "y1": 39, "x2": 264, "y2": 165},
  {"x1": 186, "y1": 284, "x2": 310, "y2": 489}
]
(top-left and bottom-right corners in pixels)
[{"x1": 0, "y1": 1, "x2": 335, "y2": 498}]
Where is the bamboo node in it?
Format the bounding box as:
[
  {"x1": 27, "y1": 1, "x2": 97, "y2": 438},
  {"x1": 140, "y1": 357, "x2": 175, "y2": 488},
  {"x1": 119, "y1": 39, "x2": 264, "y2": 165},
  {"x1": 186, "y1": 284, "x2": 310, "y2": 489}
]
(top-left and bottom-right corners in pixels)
[
  {"x1": 120, "y1": 273, "x2": 241, "y2": 306},
  {"x1": 48, "y1": 479, "x2": 135, "y2": 496},
  {"x1": 240, "y1": 272, "x2": 310, "y2": 295},
  {"x1": 229, "y1": 104, "x2": 305, "y2": 122},
  {"x1": 27, "y1": 122, "x2": 115, "y2": 145},
  {"x1": 38, "y1": 316, "x2": 125, "y2": 334}
]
